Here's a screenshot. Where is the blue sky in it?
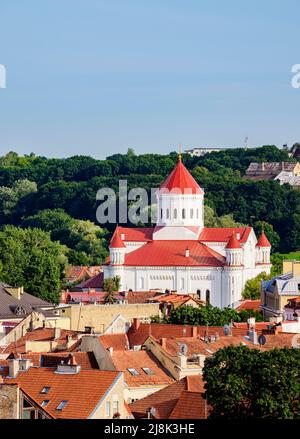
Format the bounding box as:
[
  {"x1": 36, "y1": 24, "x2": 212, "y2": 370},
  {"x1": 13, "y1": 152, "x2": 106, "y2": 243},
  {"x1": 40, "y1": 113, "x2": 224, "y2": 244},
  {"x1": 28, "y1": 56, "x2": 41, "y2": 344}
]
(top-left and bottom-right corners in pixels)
[{"x1": 0, "y1": 0, "x2": 300, "y2": 158}]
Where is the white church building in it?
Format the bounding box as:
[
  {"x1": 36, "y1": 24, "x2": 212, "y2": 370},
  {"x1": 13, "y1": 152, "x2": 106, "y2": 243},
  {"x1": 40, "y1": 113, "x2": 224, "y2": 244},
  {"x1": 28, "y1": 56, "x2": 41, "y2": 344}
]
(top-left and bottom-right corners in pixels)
[{"x1": 104, "y1": 156, "x2": 271, "y2": 308}]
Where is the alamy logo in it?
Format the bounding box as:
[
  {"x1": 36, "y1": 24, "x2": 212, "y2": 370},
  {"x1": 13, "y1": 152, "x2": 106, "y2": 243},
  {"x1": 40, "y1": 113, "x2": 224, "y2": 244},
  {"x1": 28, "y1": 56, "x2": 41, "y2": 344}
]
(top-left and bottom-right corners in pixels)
[
  {"x1": 0, "y1": 64, "x2": 6, "y2": 89},
  {"x1": 292, "y1": 64, "x2": 300, "y2": 89}
]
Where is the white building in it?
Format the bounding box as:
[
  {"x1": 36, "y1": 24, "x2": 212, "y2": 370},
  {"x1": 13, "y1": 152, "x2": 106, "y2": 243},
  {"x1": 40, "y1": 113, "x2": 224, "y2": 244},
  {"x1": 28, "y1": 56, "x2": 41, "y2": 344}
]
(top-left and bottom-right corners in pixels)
[
  {"x1": 104, "y1": 157, "x2": 271, "y2": 308},
  {"x1": 184, "y1": 147, "x2": 222, "y2": 157}
]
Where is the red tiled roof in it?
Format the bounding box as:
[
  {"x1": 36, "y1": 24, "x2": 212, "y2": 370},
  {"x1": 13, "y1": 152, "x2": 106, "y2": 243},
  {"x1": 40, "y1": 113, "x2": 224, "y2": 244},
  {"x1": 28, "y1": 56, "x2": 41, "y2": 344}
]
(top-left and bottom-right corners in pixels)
[
  {"x1": 3, "y1": 328, "x2": 79, "y2": 354},
  {"x1": 123, "y1": 290, "x2": 161, "y2": 304},
  {"x1": 5, "y1": 367, "x2": 120, "y2": 419},
  {"x1": 169, "y1": 390, "x2": 208, "y2": 419},
  {"x1": 129, "y1": 375, "x2": 207, "y2": 419},
  {"x1": 256, "y1": 231, "x2": 271, "y2": 247},
  {"x1": 110, "y1": 228, "x2": 126, "y2": 248},
  {"x1": 159, "y1": 158, "x2": 204, "y2": 195},
  {"x1": 76, "y1": 272, "x2": 104, "y2": 289},
  {"x1": 236, "y1": 300, "x2": 261, "y2": 311},
  {"x1": 117, "y1": 227, "x2": 154, "y2": 242},
  {"x1": 152, "y1": 294, "x2": 203, "y2": 306},
  {"x1": 99, "y1": 333, "x2": 130, "y2": 351},
  {"x1": 124, "y1": 240, "x2": 225, "y2": 267},
  {"x1": 225, "y1": 232, "x2": 242, "y2": 249},
  {"x1": 199, "y1": 227, "x2": 252, "y2": 243},
  {"x1": 127, "y1": 323, "x2": 269, "y2": 348},
  {"x1": 14, "y1": 352, "x2": 99, "y2": 369},
  {"x1": 111, "y1": 350, "x2": 174, "y2": 387}
]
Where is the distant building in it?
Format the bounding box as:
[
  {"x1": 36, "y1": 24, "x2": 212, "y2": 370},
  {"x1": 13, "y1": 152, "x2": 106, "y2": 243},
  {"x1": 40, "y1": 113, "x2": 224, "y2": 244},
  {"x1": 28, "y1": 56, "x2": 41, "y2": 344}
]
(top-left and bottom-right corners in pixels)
[
  {"x1": 261, "y1": 260, "x2": 300, "y2": 320},
  {"x1": 104, "y1": 157, "x2": 272, "y2": 308},
  {"x1": 244, "y1": 162, "x2": 300, "y2": 181},
  {"x1": 184, "y1": 147, "x2": 222, "y2": 157},
  {"x1": 274, "y1": 171, "x2": 300, "y2": 188}
]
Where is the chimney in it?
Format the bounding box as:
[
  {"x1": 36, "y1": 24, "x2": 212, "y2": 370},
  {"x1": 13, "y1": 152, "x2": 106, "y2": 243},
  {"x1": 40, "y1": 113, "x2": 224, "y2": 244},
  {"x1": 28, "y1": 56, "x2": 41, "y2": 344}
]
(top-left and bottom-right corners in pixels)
[
  {"x1": 6, "y1": 287, "x2": 23, "y2": 301},
  {"x1": 54, "y1": 327, "x2": 61, "y2": 340},
  {"x1": 185, "y1": 247, "x2": 190, "y2": 258},
  {"x1": 282, "y1": 161, "x2": 285, "y2": 170},
  {"x1": 132, "y1": 318, "x2": 140, "y2": 331},
  {"x1": 161, "y1": 338, "x2": 166, "y2": 349},
  {"x1": 248, "y1": 328, "x2": 258, "y2": 345},
  {"x1": 261, "y1": 162, "x2": 265, "y2": 171},
  {"x1": 121, "y1": 233, "x2": 125, "y2": 240},
  {"x1": 108, "y1": 347, "x2": 113, "y2": 356},
  {"x1": 8, "y1": 359, "x2": 19, "y2": 378},
  {"x1": 247, "y1": 317, "x2": 256, "y2": 330},
  {"x1": 192, "y1": 326, "x2": 198, "y2": 337}
]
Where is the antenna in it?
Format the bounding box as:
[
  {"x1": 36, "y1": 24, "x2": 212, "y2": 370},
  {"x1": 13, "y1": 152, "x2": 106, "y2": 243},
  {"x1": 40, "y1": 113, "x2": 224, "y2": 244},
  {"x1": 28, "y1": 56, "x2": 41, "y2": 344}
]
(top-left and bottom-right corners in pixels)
[
  {"x1": 258, "y1": 334, "x2": 266, "y2": 347},
  {"x1": 244, "y1": 136, "x2": 248, "y2": 150},
  {"x1": 223, "y1": 324, "x2": 231, "y2": 336},
  {"x1": 179, "y1": 343, "x2": 188, "y2": 356}
]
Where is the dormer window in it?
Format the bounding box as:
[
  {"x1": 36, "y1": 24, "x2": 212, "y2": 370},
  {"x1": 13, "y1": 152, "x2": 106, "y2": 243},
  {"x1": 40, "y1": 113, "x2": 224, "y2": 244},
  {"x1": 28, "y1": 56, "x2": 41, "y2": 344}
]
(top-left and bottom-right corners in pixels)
[
  {"x1": 128, "y1": 368, "x2": 139, "y2": 376},
  {"x1": 41, "y1": 400, "x2": 50, "y2": 407},
  {"x1": 56, "y1": 400, "x2": 68, "y2": 410},
  {"x1": 142, "y1": 367, "x2": 154, "y2": 375},
  {"x1": 40, "y1": 387, "x2": 50, "y2": 394}
]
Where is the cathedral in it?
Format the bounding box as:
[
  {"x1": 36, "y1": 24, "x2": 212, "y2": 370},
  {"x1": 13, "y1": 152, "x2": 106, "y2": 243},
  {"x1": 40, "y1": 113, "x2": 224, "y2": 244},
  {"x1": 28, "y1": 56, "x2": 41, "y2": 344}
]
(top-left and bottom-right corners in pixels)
[{"x1": 104, "y1": 156, "x2": 271, "y2": 308}]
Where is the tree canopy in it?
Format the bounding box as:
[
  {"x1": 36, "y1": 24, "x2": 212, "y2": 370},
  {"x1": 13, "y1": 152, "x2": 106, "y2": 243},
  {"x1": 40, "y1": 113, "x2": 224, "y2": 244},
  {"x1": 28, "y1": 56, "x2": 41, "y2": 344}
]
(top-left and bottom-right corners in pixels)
[
  {"x1": 0, "y1": 225, "x2": 67, "y2": 303},
  {"x1": 203, "y1": 346, "x2": 300, "y2": 418}
]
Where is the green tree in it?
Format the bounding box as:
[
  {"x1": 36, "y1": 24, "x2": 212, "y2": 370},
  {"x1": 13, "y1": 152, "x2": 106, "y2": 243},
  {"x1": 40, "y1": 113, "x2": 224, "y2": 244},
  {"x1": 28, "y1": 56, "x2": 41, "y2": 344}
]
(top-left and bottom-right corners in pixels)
[
  {"x1": 242, "y1": 272, "x2": 269, "y2": 300},
  {"x1": 168, "y1": 305, "x2": 241, "y2": 326},
  {"x1": 203, "y1": 346, "x2": 300, "y2": 418},
  {"x1": 0, "y1": 226, "x2": 67, "y2": 303}
]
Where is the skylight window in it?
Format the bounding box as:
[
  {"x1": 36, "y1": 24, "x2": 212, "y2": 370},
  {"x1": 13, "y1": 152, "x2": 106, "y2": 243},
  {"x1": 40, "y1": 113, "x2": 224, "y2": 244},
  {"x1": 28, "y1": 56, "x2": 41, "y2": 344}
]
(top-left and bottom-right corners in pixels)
[
  {"x1": 128, "y1": 368, "x2": 139, "y2": 376},
  {"x1": 56, "y1": 400, "x2": 68, "y2": 410},
  {"x1": 142, "y1": 367, "x2": 154, "y2": 375},
  {"x1": 41, "y1": 400, "x2": 50, "y2": 407},
  {"x1": 40, "y1": 387, "x2": 50, "y2": 394}
]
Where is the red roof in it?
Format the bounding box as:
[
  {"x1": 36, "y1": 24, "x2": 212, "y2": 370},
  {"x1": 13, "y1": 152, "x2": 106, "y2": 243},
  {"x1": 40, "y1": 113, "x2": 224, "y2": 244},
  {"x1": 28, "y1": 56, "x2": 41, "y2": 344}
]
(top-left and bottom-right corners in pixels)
[
  {"x1": 76, "y1": 272, "x2": 104, "y2": 289},
  {"x1": 5, "y1": 367, "x2": 120, "y2": 419},
  {"x1": 159, "y1": 158, "x2": 204, "y2": 195},
  {"x1": 225, "y1": 232, "x2": 242, "y2": 249},
  {"x1": 116, "y1": 227, "x2": 153, "y2": 242},
  {"x1": 124, "y1": 240, "x2": 225, "y2": 267},
  {"x1": 236, "y1": 299, "x2": 261, "y2": 311},
  {"x1": 199, "y1": 227, "x2": 251, "y2": 243},
  {"x1": 109, "y1": 228, "x2": 126, "y2": 248},
  {"x1": 256, "y1": 231, "x2": 271, "y2": 247},
  {"x1": 129, "y1": 375, "x2": 207, "y2": 419}
]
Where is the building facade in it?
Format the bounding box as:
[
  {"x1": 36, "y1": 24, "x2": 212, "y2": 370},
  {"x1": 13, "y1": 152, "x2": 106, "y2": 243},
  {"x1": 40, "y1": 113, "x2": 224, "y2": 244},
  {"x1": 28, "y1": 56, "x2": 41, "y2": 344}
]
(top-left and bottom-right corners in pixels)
[{"x1": 104, "y1": 157, "x2": 271, "y2": 308}]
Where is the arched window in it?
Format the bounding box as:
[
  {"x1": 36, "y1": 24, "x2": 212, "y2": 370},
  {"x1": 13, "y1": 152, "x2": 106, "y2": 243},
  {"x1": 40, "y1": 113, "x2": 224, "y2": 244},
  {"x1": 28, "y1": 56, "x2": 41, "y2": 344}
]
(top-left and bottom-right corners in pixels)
[
  {"x1": 174, "y1": 208, "x2": 177, "y2": 219},
  {"x1": 140, "y1": 277, "x2": 144, "y2": 289},
  {"x1": 190, "y1": 209, "x2": 193, "y2": 219},
  {"x1": 196, "y1": 209, "x2": 199, "y2": 219},
  {"x1": 182, "y1": 208, "x2": 186, "y2": 219},
  {"x1": 160, "y1": 208, "x2": 163, "y2": 220},
  {"x1": 181, "y1": 278, "x2": 185, "y2": 290},
  {"x1": 205, "y1": 290, "x2": 210, "y2": 305},
  {"x1": 196, "y1": 289, "x2": 201, "y2": 299},
  {"x1": 166, "y1": 208, "x2": 170, "y2": 219}
]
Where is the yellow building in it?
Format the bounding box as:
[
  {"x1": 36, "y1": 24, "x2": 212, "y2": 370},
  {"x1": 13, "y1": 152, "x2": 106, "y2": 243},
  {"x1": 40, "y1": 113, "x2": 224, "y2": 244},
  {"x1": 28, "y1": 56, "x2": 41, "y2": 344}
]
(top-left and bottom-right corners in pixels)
[{"x1": 261, "y1": 260, "x2": 300, "y2": 320}]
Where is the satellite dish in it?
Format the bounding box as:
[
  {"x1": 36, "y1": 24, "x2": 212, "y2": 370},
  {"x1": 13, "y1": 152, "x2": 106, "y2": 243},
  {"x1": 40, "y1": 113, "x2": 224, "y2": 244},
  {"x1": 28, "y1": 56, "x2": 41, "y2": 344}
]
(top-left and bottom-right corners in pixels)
[
  {"x1": 258, "y1": 335, "x2": 266, "y2": 346},
  {"x1": 179, "y1": 343, "x2": 188, "y2": 356},
  {"x1": 223, "y1": 324, "x2": 231, "y2": 336}
]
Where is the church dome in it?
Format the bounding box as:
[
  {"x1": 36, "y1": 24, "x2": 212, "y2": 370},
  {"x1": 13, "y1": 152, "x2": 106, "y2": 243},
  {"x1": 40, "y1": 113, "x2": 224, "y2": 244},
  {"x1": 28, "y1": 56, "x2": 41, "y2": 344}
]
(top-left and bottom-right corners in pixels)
[{"x1": 159, "y1": 157, "x2": 204, "y2": 195}]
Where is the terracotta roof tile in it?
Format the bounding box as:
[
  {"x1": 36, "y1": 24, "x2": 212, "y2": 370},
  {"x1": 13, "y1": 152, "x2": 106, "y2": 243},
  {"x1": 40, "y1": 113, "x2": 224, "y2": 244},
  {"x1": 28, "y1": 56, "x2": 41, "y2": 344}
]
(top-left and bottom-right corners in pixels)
[
  {"x1": 111, "y1": 350, "x2": 174, "y2": 387},
  {"x1": 129, "y1": 375, "x2": 207, "y2": 419},
  {"x1": 5, "y1": 367, "x2": 120, "y2": 419}
]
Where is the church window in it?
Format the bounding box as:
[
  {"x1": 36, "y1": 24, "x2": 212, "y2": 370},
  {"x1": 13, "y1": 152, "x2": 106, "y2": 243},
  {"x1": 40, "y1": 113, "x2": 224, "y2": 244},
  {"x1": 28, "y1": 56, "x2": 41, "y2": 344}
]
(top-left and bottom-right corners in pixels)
[
  {"x1": 196, "y1": 209, "x2": 199, "y2": 218},
  {"x1": 196, "y1": 289, "x2": 201, "y2": 299},
  {"x1": 174, "y1": 208, "x2": 177, "y2": 219},
  {"x1": 181, "y1": 278, "x2": 185, "y2": 289},
  {"x1": 190, "y1": 209, "x2": 193, "y2": 219},
  {"x1": 182, "y1": 208, "x2": 186, "y2": 219},
  {"x1": 160, "y1": 208, "x2": 163, "y2": 220},
  {"x1": 166, "y1": 208, "x2": 170, "y2": 219},
  {"x1": 206, "y1": 290, "x2": 210, "y2": 305}
]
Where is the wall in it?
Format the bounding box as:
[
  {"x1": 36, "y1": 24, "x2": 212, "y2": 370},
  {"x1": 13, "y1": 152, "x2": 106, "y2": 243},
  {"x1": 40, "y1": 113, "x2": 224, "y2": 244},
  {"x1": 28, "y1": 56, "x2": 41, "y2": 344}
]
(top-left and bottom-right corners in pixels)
[
  {"x1": 80, "y1": 335, "x2": 116, "y2": 371},
  {"x1": 0, "y1": 384, "x2": 19, "y2": 419},
  {"x1": 60, "y1": 303, "x2": 160, "y2": 333},
  {"x1": 89, "y1": 373, "x2": 130, "y2": 419}
]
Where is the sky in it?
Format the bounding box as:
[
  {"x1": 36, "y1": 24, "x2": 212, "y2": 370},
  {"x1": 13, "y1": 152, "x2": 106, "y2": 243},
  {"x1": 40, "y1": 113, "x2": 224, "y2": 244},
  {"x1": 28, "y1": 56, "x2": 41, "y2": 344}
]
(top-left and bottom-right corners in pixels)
[{"x1": 0, "y1": 0, "x2": 300, "y2": 159}]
